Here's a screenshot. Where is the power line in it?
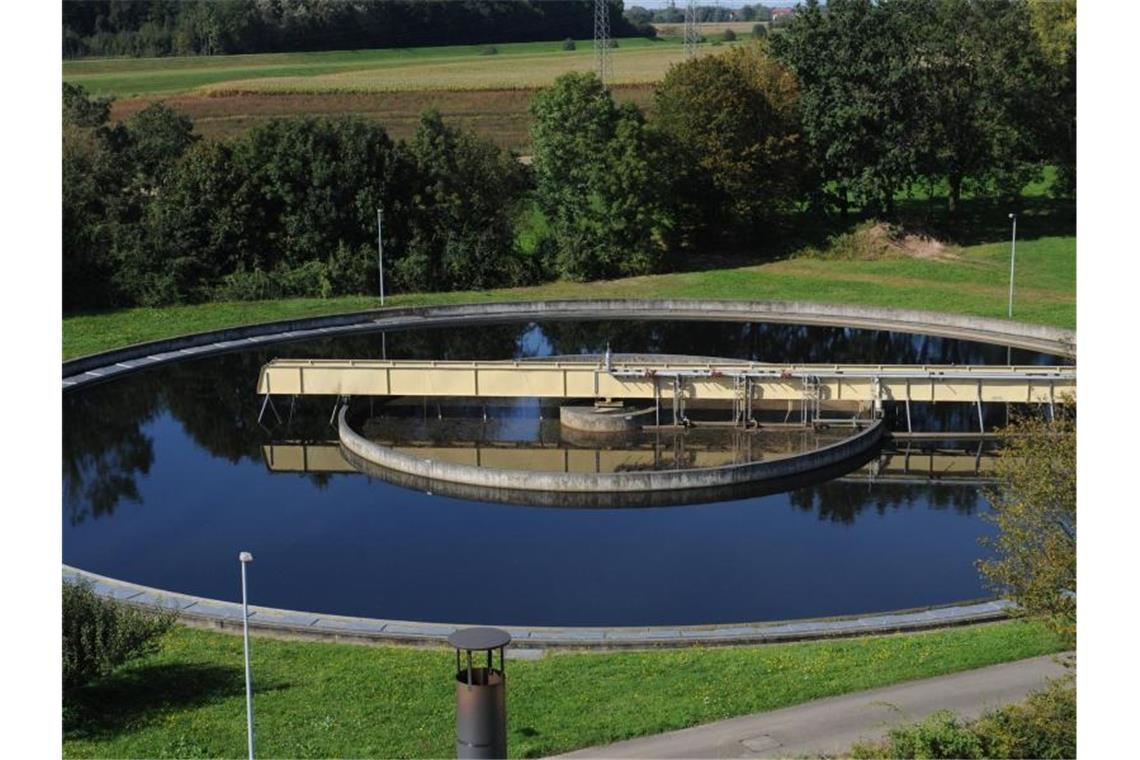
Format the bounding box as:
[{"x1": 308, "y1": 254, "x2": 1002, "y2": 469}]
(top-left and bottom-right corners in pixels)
[
  {"x1": 683, "y1": 0, "x2": 701, "y2": 59},
  {"x1": 594, "y1": 0, "x2": 612, "y2": 85}
]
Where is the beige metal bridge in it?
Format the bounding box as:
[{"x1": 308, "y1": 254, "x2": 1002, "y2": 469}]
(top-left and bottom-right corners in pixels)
[{"x1": 256, "y1": 357, "x2": 1075, "y2": 429}]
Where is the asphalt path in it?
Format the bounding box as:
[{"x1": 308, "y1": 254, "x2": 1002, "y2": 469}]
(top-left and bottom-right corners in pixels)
[{"x1": 555, "y1": 653, "x2": 1072, "y2": 759}]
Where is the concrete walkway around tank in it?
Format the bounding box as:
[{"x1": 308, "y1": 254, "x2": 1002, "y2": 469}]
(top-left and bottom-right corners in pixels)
[
  {"x1": 555, "y1": 653, "x2": 1072, "y2": 758},
  {"x1": 63, "y1": 565, "x2": 1013, "y2": 649}
]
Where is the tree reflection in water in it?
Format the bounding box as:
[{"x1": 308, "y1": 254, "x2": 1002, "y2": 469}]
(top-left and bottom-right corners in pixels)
[{"x1": 788, "y1": 480, "x2": 980, "y2": 525}]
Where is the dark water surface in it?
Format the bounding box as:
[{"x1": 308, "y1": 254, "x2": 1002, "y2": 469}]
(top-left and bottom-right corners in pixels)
[{"x1": 62, "y1": 320, "x2": 1064, "y2": 626}]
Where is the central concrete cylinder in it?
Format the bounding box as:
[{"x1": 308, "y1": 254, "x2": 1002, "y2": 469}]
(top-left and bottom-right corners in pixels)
[
  {"x1": 456, "y1": 667, "x2": 506, "y2": 758},
  {"x1": 559, "y1": 404, "x2": 655, "y2": 432}
]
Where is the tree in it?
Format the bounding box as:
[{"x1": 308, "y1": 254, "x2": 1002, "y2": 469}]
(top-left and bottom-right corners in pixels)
[
  {"x1": 402, "y1": 110, "x2": 530, "y2": 291},
  {"x1": 134, "y1": 140, "x2": 254, "y2": 303},
  {"x1": 230, "y1": 116, "x2": 413, "y2": 277},
  {"x1": 655, "y1": 43, "x2": 805, "y2": 241},
  {"x1": 772, "y1": 0, "x2": 918, "y2": 217},
  {"x1": 901, "y1": 0, "x2": 1051, "y2": 214},
  {"x1": 980, "y1": 407, "x2": 1075, "y2": 642},
  {"x1": 122, "y1": 101, "x2": 197, "y2": 189},
  {"x1": 530, "y1": 72, "x2": 672, "y2": 280},
  {"x1": 63, "y1": 82, "x2": 112, "y2": 128},
  {"x1": 1028, "y1": 0, "x2": 1076, "y2": 195},
  {"x1": 62, "y1": 84, "x2": 131, "y2": 309}
]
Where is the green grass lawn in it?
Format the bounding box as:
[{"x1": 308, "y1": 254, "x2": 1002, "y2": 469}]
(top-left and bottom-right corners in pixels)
[
  {"x1": 63, "y1": 620, "x2": 1066, "y2": 759},
  {"x1": 63, "y1": 37, "x2": 678, "y2": 98},
  {"x1": 62, "y1": 234, "x2": 1075, "y2": 360}
]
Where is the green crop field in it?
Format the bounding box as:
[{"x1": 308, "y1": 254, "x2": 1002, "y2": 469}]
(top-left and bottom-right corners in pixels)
[{"x1": 64, "y1": 37, "x2": 707, "y2": 98}]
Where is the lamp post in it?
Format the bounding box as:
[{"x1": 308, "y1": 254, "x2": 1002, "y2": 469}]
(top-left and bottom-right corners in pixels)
[
  {"x1": 377, "y1": 208, "x2": 385, "y2": 307},
  {"x1": 239, "y1": 551, "x2": 255, "y2": 760},
  {"x1": 1007, "y1": 213, "x2": 1017, "y2": 319}
]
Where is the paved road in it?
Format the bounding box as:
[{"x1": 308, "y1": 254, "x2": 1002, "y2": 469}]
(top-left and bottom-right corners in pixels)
[{"x1": 555, "y1": 654, "x2": 1071, "y2": 759}]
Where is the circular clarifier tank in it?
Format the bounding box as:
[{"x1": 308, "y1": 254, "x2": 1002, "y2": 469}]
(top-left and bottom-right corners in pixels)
[{"x1": 62, "y1": 316, "x2": 1071, "y2": 628}]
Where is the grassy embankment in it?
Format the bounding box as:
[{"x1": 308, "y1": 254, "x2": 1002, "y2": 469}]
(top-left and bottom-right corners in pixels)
[
  {"x1": 63, "y1": 620, "x2": 1066, "y2": 759},
  {"x1": 63, "y1": 233, "x2": 1075, "y2": 360}
]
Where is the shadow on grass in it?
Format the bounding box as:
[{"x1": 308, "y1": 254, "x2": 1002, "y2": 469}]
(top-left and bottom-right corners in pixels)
[{"x1": 64, "y1": 661, "x2": 290, "y2": 742}]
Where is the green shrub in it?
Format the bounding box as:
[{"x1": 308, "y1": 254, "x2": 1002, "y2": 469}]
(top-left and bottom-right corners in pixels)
[
  {"x1": 971, "y1": 677, "x2": 1076, "y2": 759},
  {"x1": 214, "y1": 267, "x2": 279, "y2": 301},
  {"x1": 853, "y1": 712, "x2": 984, "y2": 759},
  {"x1": 562, "y1": 37, "x2": 576, "y2": 51},
  {"x1": 63, "y1": 579, "x2": 176, "y2": 692},
  {"x1": 215, "y1": 262, "x2": 334, "y2": 301},
  {"x1": 851, "y1": 677, "x2": 1075, "y2": 759},
  {"x1": 752, "y1": 23, "x2": 768, "y2": 39},
  {"x1": 327, "y1": 241, "x2": 375, "y2": 296},
  {"x1": 723, "y1": 28, "x2": 737, "y2": 42},
  {"x1": 480, "y1": 45, "x2": 498, "y2": 56}
]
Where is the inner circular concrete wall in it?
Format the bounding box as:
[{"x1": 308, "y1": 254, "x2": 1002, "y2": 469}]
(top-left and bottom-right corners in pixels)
[{"x1": 338, "y1": 405, "x2": 885, "y2": 494}]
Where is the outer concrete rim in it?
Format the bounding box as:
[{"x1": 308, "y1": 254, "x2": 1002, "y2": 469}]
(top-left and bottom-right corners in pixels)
[
  {"x1": 63, "y1": 299, "x2": 1076, "y2": 389},
  {"x1": 339, "y1": 405, "x2": 885, "y2": 494},
  {"x1": 63, "y1": 565, "x2": 1013, "y2": 649}
]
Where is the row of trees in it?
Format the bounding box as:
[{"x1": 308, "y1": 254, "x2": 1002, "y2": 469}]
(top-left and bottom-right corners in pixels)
[
  {"x1": 63, "y1": 0, "x2": 640, "y2": 58},
  {"x1": 626, "y1": 3, "x2": 776, "y2": 25},
  {"x1": 64, "y1": 84, "x2": 530, "y2": 309}
]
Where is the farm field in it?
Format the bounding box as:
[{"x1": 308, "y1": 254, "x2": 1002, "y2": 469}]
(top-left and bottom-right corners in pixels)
[
  {"x1": 109, "y1": 85, "x2": 656, "y2": 147},
  {"x1": 67, "y1": 36, "x2": 723, "y2": 146},
  {"x1": 653, "y1": 20, "x2": 770, "y2": 36},
  {"x1": 64, "y1": 36, "x2": 711, "y2": 98}
]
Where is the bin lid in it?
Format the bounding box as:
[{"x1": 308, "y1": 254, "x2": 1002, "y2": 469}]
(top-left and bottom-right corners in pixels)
[{"x1": 448, "y1": 627, "x2": 511, "y2": 651}]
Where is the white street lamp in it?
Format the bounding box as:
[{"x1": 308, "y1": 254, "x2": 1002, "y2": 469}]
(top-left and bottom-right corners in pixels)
[
  {"x1": 239, "y1": 551, "x2": 255, "y2": 760},
  {"x1": 377, "y1": 208, "x2": 385, "y2": 307},
  {"x1": 1007, "y1": 213, "x2": 1017, "y2": 319}
]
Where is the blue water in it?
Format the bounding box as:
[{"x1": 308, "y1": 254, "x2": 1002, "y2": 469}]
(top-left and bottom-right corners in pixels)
[{"x1": 62, "y1": 320, "x2": 1053, "y2": 626}]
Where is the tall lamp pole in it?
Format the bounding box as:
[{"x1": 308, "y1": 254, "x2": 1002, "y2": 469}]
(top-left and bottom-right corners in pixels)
[
  {"x1": 377, "y1": 208, "x2": 385, "y2": 307},
  {"x1": 1007, "y1": 212, "x2": 1017, "y2": 319},
  {"x1": 239, "y1": 552, "x2": 255, "y2": 760}
]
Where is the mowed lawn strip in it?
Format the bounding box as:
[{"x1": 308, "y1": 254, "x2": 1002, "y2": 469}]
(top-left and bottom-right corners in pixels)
[
  {"x1": 62, "y1": 235, "x2": 1076, "y2": 360},
  {"x1": 62, "y1": 621, "x2": 1068, "y2": 759}
]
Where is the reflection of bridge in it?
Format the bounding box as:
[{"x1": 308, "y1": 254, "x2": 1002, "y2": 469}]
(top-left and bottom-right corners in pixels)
[
  {"x1": 257, "y1": 358, "x2": 1075, "y2": 429},
  {"x1": 262, "y1": 441, "x2": 1000, "y2": 484}
]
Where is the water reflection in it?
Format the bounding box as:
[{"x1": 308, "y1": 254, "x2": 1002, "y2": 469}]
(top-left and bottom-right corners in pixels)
[
  {"x1": 61, "y1": 319, "x2": 1028, "y2": 623},
  {"x1": 62, "y1": 381, "x2": 158, "y2": 525},
  {"x1": 63, "y1": 319, "x2": 1044, "y2": 524}
]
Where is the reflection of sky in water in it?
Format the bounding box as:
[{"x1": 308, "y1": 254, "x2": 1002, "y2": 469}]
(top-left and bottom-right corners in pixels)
[{"x1": 62, "y1": 319, "x2": 1055, "y2": 626}]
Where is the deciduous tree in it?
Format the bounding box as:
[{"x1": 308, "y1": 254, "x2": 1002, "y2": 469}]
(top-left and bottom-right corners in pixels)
[
  {"x1": 655, "y1": 42, "x2": 805, "y2": 241},
  {"x1": 980, "y1": 407, "x2": 1076, "y2": 642},
  {"x1": 530, "y1": 72, "x2": 672, "y2": 280}
]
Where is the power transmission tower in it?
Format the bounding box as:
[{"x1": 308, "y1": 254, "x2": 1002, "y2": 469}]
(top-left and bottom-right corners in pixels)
[
  {"x1": 683, "y1": 0, "x2": 701, "y2": 59},
  {"x1": 594, "y1": 0, "x2": 612, "y2": 85}
]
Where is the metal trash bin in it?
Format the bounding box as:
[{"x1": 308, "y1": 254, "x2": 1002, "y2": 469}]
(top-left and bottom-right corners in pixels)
[{"x1": 449, "y1": 627, "x2": 511, "y2": 759}]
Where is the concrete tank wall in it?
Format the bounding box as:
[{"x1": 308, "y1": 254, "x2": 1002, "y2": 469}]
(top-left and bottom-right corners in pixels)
[
  {"x1": 338, "y1": 405, "x2": 884, "y2": 494},
  {"x1": 64, "y1": 299, "x2": 1076, "y2": 383}
]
